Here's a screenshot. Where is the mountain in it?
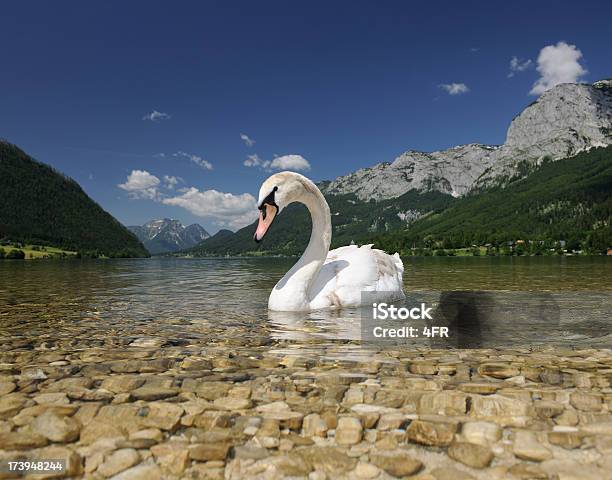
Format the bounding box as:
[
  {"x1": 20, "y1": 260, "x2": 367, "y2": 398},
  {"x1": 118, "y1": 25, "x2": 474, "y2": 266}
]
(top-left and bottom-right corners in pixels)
[
  {"x1": 324, "y1": 80, "x2": 612, "y2": 200},
  {"x1": 371, "y1": 146, "x2": 612, "y2": 254},
  {"x1": 188, "y1": 190, "x2": 455, "y2": 256},
  {"x1": 0, "y1": 141, "x2": 148, "y2": 257},
  {"x1": 188, "y1": 146, "x2": 611, "y2": 256},
  {"x1": 129, "y1": 218, "x2": 209, "y2": 254}
]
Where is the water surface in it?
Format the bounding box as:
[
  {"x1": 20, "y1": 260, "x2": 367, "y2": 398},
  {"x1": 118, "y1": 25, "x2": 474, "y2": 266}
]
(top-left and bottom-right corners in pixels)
[{"x1": 0, "y1": 257, "x2": 610, "y2": 357}]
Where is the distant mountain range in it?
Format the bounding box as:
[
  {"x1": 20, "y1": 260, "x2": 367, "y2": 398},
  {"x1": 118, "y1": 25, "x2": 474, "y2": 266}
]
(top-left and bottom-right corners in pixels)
[
  {"x1": 188, "y1": 80, "x2": 612, "y2": 256},
  {"x1": 129, "y1": 219, "x2": 209, "y2": 254},
  {"x1": 0, "y1": 141, "x2": 148, "y2": 257}
]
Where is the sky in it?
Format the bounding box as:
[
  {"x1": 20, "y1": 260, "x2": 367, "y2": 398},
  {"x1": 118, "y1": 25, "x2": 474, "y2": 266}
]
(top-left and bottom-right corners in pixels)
[{"x1": 1, "y1": 1, "x2": 611, "y2": 233}]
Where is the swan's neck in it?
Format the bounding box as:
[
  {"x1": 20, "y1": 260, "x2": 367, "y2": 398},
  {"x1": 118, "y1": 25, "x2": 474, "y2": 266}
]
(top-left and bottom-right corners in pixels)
[{"x1": 270, "y1": 190, "x2": 331, "y2": 310}]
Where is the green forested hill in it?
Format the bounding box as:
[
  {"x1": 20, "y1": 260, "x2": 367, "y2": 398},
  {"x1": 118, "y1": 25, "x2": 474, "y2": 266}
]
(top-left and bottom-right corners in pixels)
[
  {"x1": 372, "y1": 146, "x2": 612, "y2": 254},
  {"x1": 188, "y1": 188, "x2": 454, "y2": 256},
  {"x1": 0, "y1": 141, "x2": 149, "y2": 257},
  {"x1": 188, "y1": 146, "x2": 611, "y2": 256}
]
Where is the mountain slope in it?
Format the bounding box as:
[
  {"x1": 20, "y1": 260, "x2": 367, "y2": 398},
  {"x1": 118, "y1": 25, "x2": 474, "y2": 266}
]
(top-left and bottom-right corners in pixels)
[
  {"x1": 129, "y1": 218, "x2": 209, "y2": 254},
  {"x1": 0, "y1": 141, "x2": 149, "y2": 257},
  {"x1": 324, "y1": 80, "x2": 612, "y2": 200},
  {"x1": 372, "y1": 146, "x2": 612, "y2": 254},
  {"x1": 187, "y1": 190, "x2": 454, "y2": 256}
]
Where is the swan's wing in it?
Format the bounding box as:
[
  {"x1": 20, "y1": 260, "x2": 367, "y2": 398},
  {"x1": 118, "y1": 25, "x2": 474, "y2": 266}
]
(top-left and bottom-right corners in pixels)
[{"x1": 309, "y1": 245, "x2": 404, "y2": 309}]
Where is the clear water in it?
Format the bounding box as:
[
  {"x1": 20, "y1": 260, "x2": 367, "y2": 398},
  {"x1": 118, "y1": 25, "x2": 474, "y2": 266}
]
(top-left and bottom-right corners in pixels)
[{"x1": 0, "y1": 257, "x2": 610, "y2": 356}]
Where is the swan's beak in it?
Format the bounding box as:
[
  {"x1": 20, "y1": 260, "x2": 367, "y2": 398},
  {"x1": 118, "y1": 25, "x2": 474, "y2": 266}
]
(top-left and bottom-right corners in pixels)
[{"x1": 254, "y1": 203, "x2": 277, "y2": 242}]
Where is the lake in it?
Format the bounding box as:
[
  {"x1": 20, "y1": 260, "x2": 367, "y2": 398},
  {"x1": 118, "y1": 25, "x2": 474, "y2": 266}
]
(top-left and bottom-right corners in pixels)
[{"x1": 0, "y1": 256, "x2": 610, "y2": 358}]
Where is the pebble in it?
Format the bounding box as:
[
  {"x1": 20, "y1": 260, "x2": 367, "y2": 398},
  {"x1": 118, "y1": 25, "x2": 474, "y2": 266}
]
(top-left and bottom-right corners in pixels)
[
  {"x1": 370, "y1": 450, "x2": 423, "y2": 477},
  {"x1": 448, "y1": 441, "x2": 494, "y2": 468},
  {"x1": 513, "y1": 430, "x2": 552, "y2": 461},
  {"x1": 335, "y1": 417, "x2": 363, "y2": 445}
]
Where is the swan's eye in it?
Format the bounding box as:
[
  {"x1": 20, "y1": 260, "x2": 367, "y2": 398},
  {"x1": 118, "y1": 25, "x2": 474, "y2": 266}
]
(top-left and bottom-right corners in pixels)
[{"x1": 259, "y1": 187, "x2": 279, "y2": 216}]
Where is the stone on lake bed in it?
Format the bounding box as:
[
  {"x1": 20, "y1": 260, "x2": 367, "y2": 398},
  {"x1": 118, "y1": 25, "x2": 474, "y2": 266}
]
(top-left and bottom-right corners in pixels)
[
  {"x1": 130, "y1": 386, "x2": 179, "y2": 401},
  {"x1": 213, "y1": 397, "x2": 252, "y2": 410},
  {"x1": 477, "y1": 363, "x2": 520, "y2": 379},
  {"x1": 534, "y1": 400, "x2": 565, "y2": 418},
  {"x1": 458, "y1": 382, "x2": 499, "y2": 394},
  {"x1": 128, "y1": 428, "x2": 163, "y2": 448},
  {"x1": 0, "y1": 393, "x2": 28, "y2": 419},
  {"x1": 0, "y1": 381, "x2": 16, "y2": 396},
  {"x1": 354, "y1": 462, "x2": 380, "y2": 479},
  {"x1": 296, "y1": 446, "x2": 358, "y2": 475},
  {"x1": 0, "y1": 431, "x2": 48, "y2": 449},
  {"x1": 33, "y1": 392, "x2": 70, "y2": 405},
  {"x1": 151, "y1": 441, "x2": 190, "y2": 475},
  {"x1": 30, "y1": 410, "x2": 80, "y2": 442},
  {"x1": 188, "y1": 442, "x2": 230, "y2": 461},
  {"x1": 100, "y1": 375, "x2": 145, "y2": 393},
  {"x1": 513, "y1": 430, "x2": 552, "y2": 461},
  {"x1": 303, "y1": 413, "x2": 328, "y2": 437},
  {"x1": 448, "y1": 441, "x2": 494, "y2": 468},
  {"x1": 370, "y1": 450, "x2": 423, "y2": 477},
  {"x1": 418, "y1": 391, "x2": 468, "y2": 415},
  {"x1": 97, "y1": 448, "x2": 140, "y2": 477},
  {"x1": 335, "y1": 416, "x2": 362, "y2": 445},
  {"x1": 406, "y1": 419, "x2": 457, "y2": 446},
  {"x1": 461, "y1": 421, "x2": 501, "y2": 445},
  {"x1": 470, "y1": 393, "x2": 530, "y2": 421},
  {"x1": 430, "y1": 466, "x2": 476, "y2": 480},
  {"x1": 110, "y1": 460, "x2": 163, "y2": 480},
  {"x1": 548, "y1": 431, "x2": 583, "y2": 449},
  {"x1": 570, "y1": 392, "x2": 602, "y2": 411}
]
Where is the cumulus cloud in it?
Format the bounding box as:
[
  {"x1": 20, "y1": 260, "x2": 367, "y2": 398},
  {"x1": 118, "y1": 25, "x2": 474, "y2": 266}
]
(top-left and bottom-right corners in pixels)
[
  {"x1": 240, "y1": 133, "x2": 255, "y2": 147},
  {"x1": 244, "y1": 153, "x2": 311, "y2": 172},
  {"x1": 118, "y1": 170, "x2": 161, "y2": 199},
  {"x1": 142, "y1": 110, "x2": 171, "y2": 121},
  {"x1": 269, "y1": 154, "x2": 311, "y2": 171},
  {"x1": 508, "y1": 56, "x2": 533, "y2": 78},
  {"x1": 530, "y1": 41, "x2": 587, "y2": 95},
  {"x1": 173, "y1": 151, "x2": 213, "y2": 170},
  {"x1": 163, "y1": 175, "x2": 182, "y2": 189},
  {"x1": 162, "y1": 188, "x2": 257, "y2": 230},
  {"x1": 439, "y1": 83, "x2": 469, "y2": 95}
]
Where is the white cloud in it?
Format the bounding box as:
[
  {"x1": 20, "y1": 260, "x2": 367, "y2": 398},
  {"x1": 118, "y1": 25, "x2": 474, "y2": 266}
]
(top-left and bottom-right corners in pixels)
[
  {"x1": 243, "y1": 154, "x2": 269, "y2": 168},
  {"x1": 244, "y1": 153, "x2": 311, "y2": 172},
  {"x1": 142, "y1": 110, "x2": 171, "y2": 121},
  {"x1": 173, "y1": 151, "x2": 213, "y2": 170},
  {"x1": 240, "y1": 133, "x2": 255, "y2": 147},
  {"x1": 530, "y1": 41, "x2": 587, "y2": 95},
  {"x1": 118, "y1": 170, "x2": 161, "y2": 199},
  {"x1": 508, "y1": 56, "x2": 533, "y2": 78},
  {"x1": 439, "y1": 83, "x2": 469, "y2": 95},
  {"x1": 162, "y1": 187, "x2": 257, "y2": 230},
  {"x1": 163, "y1": 175, "x2": 182, "y2": 189},
  {"x1": 269, "y1": 154, "x2": 311, "y2": 171}
]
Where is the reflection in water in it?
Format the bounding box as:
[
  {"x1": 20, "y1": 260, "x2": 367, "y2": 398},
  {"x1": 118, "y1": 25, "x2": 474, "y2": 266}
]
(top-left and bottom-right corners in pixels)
[{"x1": 0, "y1": 257, "x2": 610, "y2": 356}]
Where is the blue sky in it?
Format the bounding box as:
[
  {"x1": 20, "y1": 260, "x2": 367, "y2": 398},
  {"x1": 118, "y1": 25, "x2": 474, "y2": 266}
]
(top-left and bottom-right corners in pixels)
[{"x1": 1, "y1": 1, "x2": 611, "y2": 232}]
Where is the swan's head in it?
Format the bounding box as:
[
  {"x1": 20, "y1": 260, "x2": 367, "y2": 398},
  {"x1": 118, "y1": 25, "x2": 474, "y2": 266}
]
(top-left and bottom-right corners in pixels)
[{"x1": 253, "y1": 171, "x2": 312, "y2": 242}]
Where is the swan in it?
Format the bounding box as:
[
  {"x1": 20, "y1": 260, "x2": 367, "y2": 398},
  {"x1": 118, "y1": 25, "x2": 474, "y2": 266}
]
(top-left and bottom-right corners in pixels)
[{"x1": 254, "y1": 171, "x2": 405, "y2": 311}]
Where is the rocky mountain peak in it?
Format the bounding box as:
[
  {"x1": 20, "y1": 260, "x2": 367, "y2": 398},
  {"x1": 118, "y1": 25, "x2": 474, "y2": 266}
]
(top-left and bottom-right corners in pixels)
[
  {"x1": 323, "y1": 80, "x2": 612, "y2": 200},
  {"x1": 128, "y1": 218, "x2": 209, "y2": 254}
]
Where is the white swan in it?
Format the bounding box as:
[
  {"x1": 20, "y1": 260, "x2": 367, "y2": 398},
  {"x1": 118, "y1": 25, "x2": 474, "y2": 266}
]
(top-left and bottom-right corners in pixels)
[{"x1": 254, "y1": 171, "x2": 405, "y2": 311}]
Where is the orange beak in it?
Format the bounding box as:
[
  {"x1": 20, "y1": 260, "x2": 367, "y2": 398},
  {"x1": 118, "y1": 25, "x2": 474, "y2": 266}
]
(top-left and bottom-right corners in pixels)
[{"x1": 254, "y1": 203, "x2": 277, "y2": 242}]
